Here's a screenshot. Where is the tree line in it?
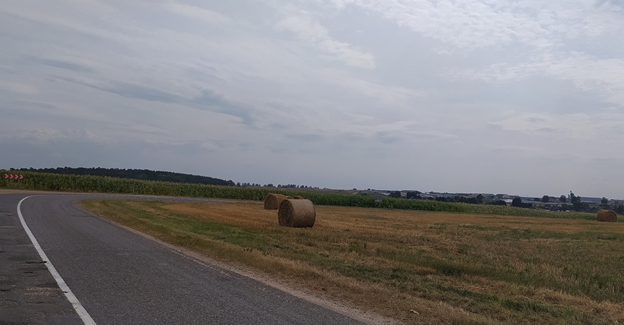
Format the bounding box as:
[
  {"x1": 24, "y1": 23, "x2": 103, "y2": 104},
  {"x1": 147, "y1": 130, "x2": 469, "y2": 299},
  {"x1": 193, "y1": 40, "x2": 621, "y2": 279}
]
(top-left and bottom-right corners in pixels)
[
  {"x1": 17, "y1": 167, "x2": 236, "y2": 186},
  {"x1": 388, "y1": 190, "x2": 624, "y2": 214}
]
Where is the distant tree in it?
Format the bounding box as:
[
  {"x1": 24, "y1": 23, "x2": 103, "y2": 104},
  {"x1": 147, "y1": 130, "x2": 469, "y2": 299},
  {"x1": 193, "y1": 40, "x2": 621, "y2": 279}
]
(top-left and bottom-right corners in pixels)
[
  {"x1": 389, "y1": 191, "x2": 402, "y2": 198},
  {"x1": 489, "y1": 200, "x2": 507, "y2": 206},
  {"x1": 616, "y1": 205, "x2": 624, "y2": 214},
  {"x1": 569, "y1": 191, "x2": 587, "y2": 211},
  {"x1": 542, "y1": 195, "x2": 549, "y2": 203},
  {"x1": 465, "y1": 197, "x2": 479, "y2": 204},
  {"x1": 601, "y1": 197, "x2": 609, "y2": 205},
  {"x1": 533, "y1": 198, "x2": 541, "y2": 202},
  {"x1": 406, "y1": 191, "x2": 421, "y2": 199},
  {"x1": 559, "y1": 195, "x2": 567, "y2": 203},
  {"x1": 476, "y1": 194, "x2": 484, "y2": 204},
  {"x1": 511, "y1": 198, "x2": 523, "y2": 207}
]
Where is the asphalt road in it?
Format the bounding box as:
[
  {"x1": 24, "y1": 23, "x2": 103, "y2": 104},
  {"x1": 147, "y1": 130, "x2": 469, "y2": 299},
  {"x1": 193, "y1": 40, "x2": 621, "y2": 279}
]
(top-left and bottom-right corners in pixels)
[{"x1": 0, "y1": 193, "x2": 377, "y2": 325}]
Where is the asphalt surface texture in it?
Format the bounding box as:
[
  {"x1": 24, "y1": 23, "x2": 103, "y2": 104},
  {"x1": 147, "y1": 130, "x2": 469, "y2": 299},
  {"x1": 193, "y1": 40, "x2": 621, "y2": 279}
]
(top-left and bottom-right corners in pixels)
[{"x1": 0, "y1": 192, "x2": 371, "y2": 325}]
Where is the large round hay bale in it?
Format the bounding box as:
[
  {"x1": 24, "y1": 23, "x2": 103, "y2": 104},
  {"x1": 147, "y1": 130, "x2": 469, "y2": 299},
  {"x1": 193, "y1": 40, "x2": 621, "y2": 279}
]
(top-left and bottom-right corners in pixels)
[
  {"x1": 597, "y1": 209, "x2": 617, "y2": 222},
  {"x1": 278, "y1": 199, "x2": 316, "y2": 228},
  {"x1": 264, "y1": 193, "x2": 289, "y2": 210}
]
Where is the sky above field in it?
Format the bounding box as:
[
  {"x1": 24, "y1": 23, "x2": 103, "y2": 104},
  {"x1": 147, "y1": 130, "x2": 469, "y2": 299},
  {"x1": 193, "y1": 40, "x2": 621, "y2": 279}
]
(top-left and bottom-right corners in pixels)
[{"x1": 2, "y1": 1, "x2": 624, "y2": 198}]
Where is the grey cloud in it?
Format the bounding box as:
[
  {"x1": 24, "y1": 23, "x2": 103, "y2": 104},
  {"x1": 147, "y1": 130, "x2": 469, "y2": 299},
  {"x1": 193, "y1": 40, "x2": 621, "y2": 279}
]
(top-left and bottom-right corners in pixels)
[
  {"x1": 83, "y1": 82, "x2": 184, "y2": 104},
  {"x1": 0, "y1": 137, "x2": 219, "y2": 175},
  {"x1": 0, "y1": 138, "x2": 135, "y2": 169},
  {"x1": 262, "y1": 131, "x2": 369, "y2": 156},
  {"x1": 285, "y1": 133, "x2": 324, "y2": 142},
  {"x1": 436, "y1": 76, "x2": 612, "y2": 114},
  {"x1": 161, "y1": 142, "x2": 215, "y2": 156},
  {"x1": 0, "y1": 100, "x2": 59, "y2": 118},
  {"x1": 268, "y1": 122, "x2": 290, "y2": 131},
  {"x1": 536, "y1": 127, "x2": 555, "y2": 134},
  {"x1": 0, "y1": 100, "x2": 165, "y2": 140},
  {"x1": 488, "y1": 147, "x2": 520, "y2": 154},
  {"x1": 189, "y1": 90, "x2": 255, "y2": 126},
  {"x1": 36, "y1": 58, "x2": 95, "y2": 73},
  {"x1": 595, "y1": 0, "x2": 624, "y2": 8},
  {"x1": 64, "y1": 79, "x2": 256, "y2": 125},
  {"x1": 374, "y1": 131, "x2": 402, "y2": 144}
]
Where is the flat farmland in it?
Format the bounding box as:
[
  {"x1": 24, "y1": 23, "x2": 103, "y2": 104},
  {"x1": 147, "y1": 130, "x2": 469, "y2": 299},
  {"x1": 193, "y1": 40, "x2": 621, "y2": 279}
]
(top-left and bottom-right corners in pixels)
[{"x1": 82, "y1": 199, "x2": 624, "y2": 324}]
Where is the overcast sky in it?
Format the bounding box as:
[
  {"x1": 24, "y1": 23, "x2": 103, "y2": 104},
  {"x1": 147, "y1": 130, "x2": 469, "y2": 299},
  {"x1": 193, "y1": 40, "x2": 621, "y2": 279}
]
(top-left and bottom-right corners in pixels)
[{"x1": 2, "y1": 0, "x2": 624, "y2": 198}]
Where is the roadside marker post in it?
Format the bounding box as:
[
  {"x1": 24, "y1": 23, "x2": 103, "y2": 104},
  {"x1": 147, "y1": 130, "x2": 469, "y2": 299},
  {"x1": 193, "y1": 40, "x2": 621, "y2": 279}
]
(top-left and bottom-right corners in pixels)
[{"x1": 2, "y1": 174, "x2": 24, "y2": 180}]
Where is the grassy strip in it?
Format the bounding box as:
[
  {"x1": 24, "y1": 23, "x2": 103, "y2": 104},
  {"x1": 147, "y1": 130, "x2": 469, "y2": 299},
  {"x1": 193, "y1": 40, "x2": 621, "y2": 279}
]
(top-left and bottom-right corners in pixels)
[{"x1": 82, "y1": 199, "x2": 624, "y2": 324}]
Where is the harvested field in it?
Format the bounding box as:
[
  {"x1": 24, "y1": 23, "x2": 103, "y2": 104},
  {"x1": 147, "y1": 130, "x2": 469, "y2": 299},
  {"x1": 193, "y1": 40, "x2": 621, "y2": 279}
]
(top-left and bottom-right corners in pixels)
[{"x1": 82, "y1": 199, "x2": 624, "y2": 324}]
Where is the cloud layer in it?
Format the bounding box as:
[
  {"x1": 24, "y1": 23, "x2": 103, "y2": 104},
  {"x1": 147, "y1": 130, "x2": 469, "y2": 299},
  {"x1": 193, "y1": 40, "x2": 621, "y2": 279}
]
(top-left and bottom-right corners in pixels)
[{"x1": 1, "y1": 0, "x2": 623, "y2": 198}]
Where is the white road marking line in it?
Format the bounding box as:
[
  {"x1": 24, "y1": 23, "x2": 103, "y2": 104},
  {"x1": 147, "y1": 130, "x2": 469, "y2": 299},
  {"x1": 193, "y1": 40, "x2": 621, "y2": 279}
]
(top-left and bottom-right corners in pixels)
[{"x1": 17, "y1": 196, "x2": 96, "y2": 325}]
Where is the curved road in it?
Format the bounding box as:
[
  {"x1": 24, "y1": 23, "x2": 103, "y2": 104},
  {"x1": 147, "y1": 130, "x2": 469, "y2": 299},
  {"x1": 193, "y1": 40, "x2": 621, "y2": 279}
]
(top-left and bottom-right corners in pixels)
[{"x1": 0, "y1": 192, "x2": 379, "y2": 324}]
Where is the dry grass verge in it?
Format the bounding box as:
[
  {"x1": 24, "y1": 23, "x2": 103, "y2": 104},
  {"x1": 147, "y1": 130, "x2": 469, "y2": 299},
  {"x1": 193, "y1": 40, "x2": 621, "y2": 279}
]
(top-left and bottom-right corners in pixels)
[{"x1": 81, "y1": 199, "x2": 624, "y2": 324}]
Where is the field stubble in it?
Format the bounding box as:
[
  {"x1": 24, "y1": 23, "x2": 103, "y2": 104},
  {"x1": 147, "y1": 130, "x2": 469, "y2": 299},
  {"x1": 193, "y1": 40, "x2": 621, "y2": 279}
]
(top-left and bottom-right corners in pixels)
[{"x1": 81, "y1": 199, "x2": 624, "y2": 324}]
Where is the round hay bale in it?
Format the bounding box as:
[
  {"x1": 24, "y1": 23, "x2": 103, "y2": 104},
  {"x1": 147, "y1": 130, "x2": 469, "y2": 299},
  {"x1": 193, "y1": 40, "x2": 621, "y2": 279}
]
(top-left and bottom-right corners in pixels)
[
  {"x1": 597, "y1": 209, "x2": 617, "y2": 222},
  {"x1": 264, "y1": 193, "x2": 289, "y2": 210},
  {"x1": 278, "y1": 199, "x2": 316, "y2": 228}
]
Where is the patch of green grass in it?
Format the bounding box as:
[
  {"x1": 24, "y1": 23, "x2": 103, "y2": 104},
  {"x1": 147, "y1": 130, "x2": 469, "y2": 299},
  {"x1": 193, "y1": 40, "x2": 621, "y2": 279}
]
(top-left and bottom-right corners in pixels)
[{"x1": 430, "y1": 283, "x2": 597, "y2": 324}]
